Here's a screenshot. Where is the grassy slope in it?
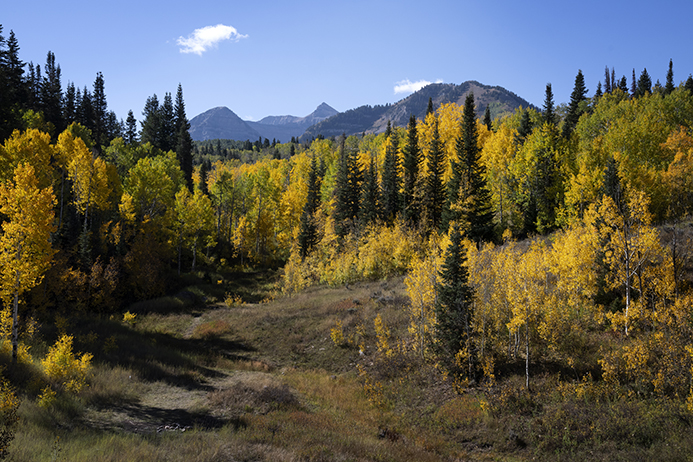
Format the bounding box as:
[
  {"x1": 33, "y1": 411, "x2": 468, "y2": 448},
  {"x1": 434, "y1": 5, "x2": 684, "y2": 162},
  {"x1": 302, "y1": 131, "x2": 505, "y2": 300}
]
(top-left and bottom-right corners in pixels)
[{"x1": 5, "y1": 271, "x2": 693, "y2": 461}]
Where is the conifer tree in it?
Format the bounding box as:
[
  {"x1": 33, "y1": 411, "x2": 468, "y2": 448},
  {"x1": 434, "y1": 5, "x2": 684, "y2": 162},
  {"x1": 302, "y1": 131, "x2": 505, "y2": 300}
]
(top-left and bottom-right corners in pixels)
[
  {"x1": 140, "y1": 94, "x2": 160, "y2": 147},
  {"x1": 631, "y1": 69, "x2": 637, "y2": 97},
  {"x1": 360, "y1": 153, "x2": 380, "y2": 228},
  {"x1": 636, "y1": 68, "x2": 652, "y2": 97},
  {"x1": 298, "y1": 154, "x2": 322, "y2": 258},
  {"x1": 483, "y1": 106, "x2": 492, "y2": 131},
  {"x1": 380, "y1": 121, "x2": 400, "y2": 224},
  {"x1": 426, "y1": 97, "x2": 434, "y2": 116},
  {"x1": 604, "y1": 65, "x2": 612, "y2": 94},
  {"x1": 517, "y1": 107, "x2": 533, "y2": 144},
  {"x1": 41, "y1": 51, "x2": 63, "y2": 134},
  {"x1": 92, "y1": 72, "x2": 108, "y2": 150},
  {"x1": 402, "y1": 115, "x2": 420, "y2": 226},
  {"x1": 333, "y1": 135, "x2": 361, "y2": 237},
  {"x1": 562, "y1": 69, "x2": 588, "y2": 139},
  {"x1": 686, "y1": 75, "x2": 693, "y2": 95},
  {"x1": 158, "y1": 92, "x2": 175, "y2": 152},
  {"x1": 423, "y1": 116, "x2": 445, "y2": 231},
  {"x1": 433, "y1": 223, "x2": 476, "y2": 380},
  {"x1": 542, "y1": 83, "x2": 557, "y2": 126},
  {"x1": 174, "y1": 84, "x2": 194, "y2": 190},
  {"x1": 617, "y1": 76, "x2": 629, "y2": 93},
  {"x1": 63, "y1": 82, "x2": 77, "y2": 125},
  {"x1": 125, "y1": 110, "x2": 138, "y2": 144},
  {"x1": 665, "y1": 59, "x2": 675, "y2": 95}
]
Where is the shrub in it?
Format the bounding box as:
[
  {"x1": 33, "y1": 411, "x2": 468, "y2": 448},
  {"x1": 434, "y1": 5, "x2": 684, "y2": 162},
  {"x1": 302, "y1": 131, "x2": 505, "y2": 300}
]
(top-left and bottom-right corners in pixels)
[
  {"x1": 0, "y1": 373, "x2": 19, "y2": 460},
  {"x1": 41, "y1": 334, "x2": 92, "y2": 393}
]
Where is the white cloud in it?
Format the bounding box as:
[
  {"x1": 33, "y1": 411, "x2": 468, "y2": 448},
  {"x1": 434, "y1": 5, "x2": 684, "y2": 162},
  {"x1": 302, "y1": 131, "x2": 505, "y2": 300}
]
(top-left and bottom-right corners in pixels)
[
  {"x1": 394, "y1": 79, "x2": 443, "y2": 94},
  {"x1": 177, "y1": 24, "x2": 247, "y2": 55}
]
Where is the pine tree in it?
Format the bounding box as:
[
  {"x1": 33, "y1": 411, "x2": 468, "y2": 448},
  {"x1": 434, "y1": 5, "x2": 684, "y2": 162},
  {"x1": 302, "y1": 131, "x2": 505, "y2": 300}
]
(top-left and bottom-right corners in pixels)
[
  {"x1": 140, "y1": 94, "x2": 160, "y2": 147},
  {"x1": 665, "y1": 59, "x2": 675, "y2": 95},
  {"x1": 617, "y1": 76, "x2": 629, "y2": 93},
  {"x1": 631, "y1": 69, "x2": 637, "y2": 97},
  {"x1": 174, "y1": 84, "x2": 194, "y2": 190},
  {"x1": 426, "y1": 97, "x2": 434, "y2": 116},
  {"x1": 517, "y1": 107, "x2": 533, "y2": 144},
  {"x1": 360, "y1": 153, "x2": 380, "y2": 228},
  {"x1": 63, "y1": 82, "x2": 77, "y2": 124},
  {"x1": 542, "y1": 83, "x2": 557, "y2": 126},
  {"x1": 92, "y1": 72, "x2": 108, "y2": 150},
  {"x1": 41, "y1": 51, "x2": 63, "y2": 134},
  {"x1": 604, "y1": 65, "x2": 612, "y2": 94},
  {"x1": 562, "y1": 69, "x2": 588, "y2": 139},
  {"x1": 380, "y1": 121, "x2": 401, "y2": 224},
  {"x1": 686, "y1": 75, "x2": 693, "y2": 95},
  {"x1": 423, "y1": 116, "x2": 445, "y2": 231},
  {"x1": 402, "y1": 115, "x2": 420, "y2": 226},
  {"x1": 333, "y1": 135, "x2": 361, "y2": 237},
  {"x1": 125, "y1": 110, "x2": 138, "y2": 144},
  {"x1": 483, "y1": 106, "x2": 492, "y2": 131},
  {"x1": 158, "y1": 92, "x2": 175, "y2": 152},
  {"x1": 636, "y1": 68, "x2": 652, "y2": 97},
  {"x1": 594, "y1": 81, "x2": 603, "y2": 99},
  {"x1": 298, "y1": 154, "x2": 322, "y2": 258},
  {"x1": 433, "y1": 223, "x2": 476, "y2": 380}
]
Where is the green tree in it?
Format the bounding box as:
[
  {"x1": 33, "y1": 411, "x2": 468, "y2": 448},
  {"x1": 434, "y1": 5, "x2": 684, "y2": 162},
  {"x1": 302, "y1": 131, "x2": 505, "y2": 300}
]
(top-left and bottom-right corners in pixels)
[
  {"x1": 379, "y1": 121, "x2": 400, "y2": 224},
  {"x1": 360, "y1": 152, "x2": 380, "y2": 228},
  {"x1": 483, "y1": 106, "x2": 492, "y2": 131},
  {"x1": 92, "y1": 72, "x2": 108, "y2": 150},
  {"x1": 433, "y1": 224, "x2": 476, "y2": 380},
  {"x1": 174, "y1": 84, "x2": 194, "y2": 190},
  {"x1": 423, "y1": 116, "x2": 445, "y2": 231},
  {"x1": 298, "y1": 153, "x2": 322, "y2": 258},
  {"x1": 636, "y1": 68, "x2": 652, "y2": 97},
  {"x1": 562, "y1": 69, "x2": 588, "y2": 139},
  {"x1": 542, "y1": 83, "x2": 557, "y2": 126},
  {"x1": 402, "y1": 115, "x2": 421, "y2": 226},
  {"x1": 665, "y1": 59, "x2": 675, "y2": 95},
  {"x1": 40, "y1": 51, "x2": 63, "y2": 134},
  {"x1": 332, "y1": 135, "x2": 361, "y2": 237},
  {"x1": 140, "y1": 94, "x2": 160, "y2": 148}
]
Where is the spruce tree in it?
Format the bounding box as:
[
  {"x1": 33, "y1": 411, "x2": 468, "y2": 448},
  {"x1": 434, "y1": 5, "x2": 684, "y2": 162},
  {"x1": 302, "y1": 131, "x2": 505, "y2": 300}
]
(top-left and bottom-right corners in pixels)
[
  {"x1": 125, "y1": 110, "x2": 138, "y2": 144},
  {"x1": 617, "y1": 76, "x2": 629, "y2": 93},
  {"x1": 63, "y1": 82, "x2": 77, "y2": 125},
  {"x1": 562, "y1": 69, "x2": 588, "y2": 139},
  {"x1": 517, "y1": 108, "x2": 533, "y2": 144},
  {"x1": 426, "y1": 97, "x2": 434, "y2": 116},
  {"x1": 604, "y1": 66, "x2": 612, "y2": 94},
  {"x1": 423, "y1": 116, "x2": 445, "y2": 231},
  {"x1": 380, "y1": 121, "x2": 401, "y2": 224},
  {"x1": 92, "y1": 72, "x2": 108, "y2": 150},
  {"x1": 483, "y1": 106, "x2": 492, "y2": 131},
  {"x1": 158, "y1": 92, "x2": 175, "y2": 152},
  {"x1": 402, "y1": 115, "x2": 420, "y2": 226},
  {"x1": 298, "y1": 153, "x2": 322, "y2": 258},
  {"x1": 360, "y1": 154, "x2": 380, "y2": 228},
  {"x1": 636, "y1": 68, "x2": 652, "y2": 97},
  {"x1": 333, "y1": 135, "x2": 361, "y2": 237},
  {"x1": 665, "y1": 59, "x2": 675, "y2": 95},
  {"x1": 174, "y1": 84, "x2": 194, "y2": 190},
  {"x1": 140, "y1": 94, "x2": 160, "y2": 147},
  {"x1": 542, "y1": 83, "x2": 557, "y2": 126},
  {"x1": 41, "y1": 51, "x2": 64, "y2": 134},
  {"x1": 433, "y1": 223, "x2": 476, "y2": 380},
  {"x1": 686, "y1": 75, "x2": 693, "y2": 95}
]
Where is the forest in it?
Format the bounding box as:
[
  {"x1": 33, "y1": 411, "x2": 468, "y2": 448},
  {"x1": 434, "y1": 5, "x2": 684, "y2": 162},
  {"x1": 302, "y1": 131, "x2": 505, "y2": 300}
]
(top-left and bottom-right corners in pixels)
[{"x1": 4, "y1": 21, "x2": 693, "y2": 460}]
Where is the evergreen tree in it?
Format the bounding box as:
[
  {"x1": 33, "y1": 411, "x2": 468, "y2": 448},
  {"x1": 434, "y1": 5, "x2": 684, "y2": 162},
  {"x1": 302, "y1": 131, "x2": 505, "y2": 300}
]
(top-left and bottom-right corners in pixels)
[
  {"x1": 140, "y1": 94, "x2": 160, "y2": 147},
  {"x1": 198, "y1": 159, "x2": 211, "y2": 195},
  {"x1": 631, "y1": 69, "x2": 637, "y2": 97},
  {"x1": 665, "y1": 59, "x2": 675, "y2": 95},
  {"x1": 360, "y1": 153, "x2": 380, "y2": 228},
  {"x1": 542, "y1": 83, "x2": 557, "y2": 126},
  {"x1": 423, "y1": 116, "x2": 445, "y2": 231},
  {"x1": 433, "y1": 223, "x2": 476, "y2": 380},
  {"x1": 483, "y1": 105, "x2": 492, "y2": 131},
  {"x1": 298, "y1": 153, "x2": 322, "y2": 258},
  {"x1": 41, "y1": 51, "x2": 63, "y2": 134},
  {"x1": 402, "y1": 115, "x2": 420, "y2": 226},
  {"x1": 517, "y1": 107, "x2": 533, "y2": 143},
  {"x1": 174, "y1": 84, "x2": 194, "y2": 190},
  {"x1": 333, "y1": 135, "x2": 361, "y2": 237},
  {"x1": 379, "y1": 121, "x2": 401, "y2": 224},
  {"x1": 125, "y1": 110, "x2": 138, "y2": 144},
  {"x1": 562, "y1": 69, "x2": 588, "y2": 139},
  {"x1": 604, "y1": 65, "x2": 612, "y2": 94},
  {"x1": 636, "y1": 68, "x2": 652, "y2": 97},
  {"x1": 92, "y1": 72, "x2": 108, "y2": 150},
  {"x1": 63, "y1": 82, "x2": 77, "y2": 125},
  {"x1": 158, "y1": 92, "x2": 175, "y2": 152},
  {"x1": 426, "y1": 97, "x2": 434, "y2": 116},
  {"x1": 686, "y1": 75, "x2": 693, "y2": 95},
  {"x1": 594, "y1": 81, "x2": 603, "y2": 99},
  {"x1": 77, "y1": 87, "x2": 94, "y2": 132},
  {"x1": 617, "y1": 76, "x2": 629, "y2": 93}
]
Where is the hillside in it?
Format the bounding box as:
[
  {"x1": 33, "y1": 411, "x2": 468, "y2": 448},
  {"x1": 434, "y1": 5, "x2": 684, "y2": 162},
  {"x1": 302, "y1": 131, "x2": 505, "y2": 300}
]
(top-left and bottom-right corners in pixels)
[
  {"x1": 301, "y1": 80, "x2": 533, "y2": 140},
  {"x1": 246, "y1": 102, "x2": 339, "y2": 142}
]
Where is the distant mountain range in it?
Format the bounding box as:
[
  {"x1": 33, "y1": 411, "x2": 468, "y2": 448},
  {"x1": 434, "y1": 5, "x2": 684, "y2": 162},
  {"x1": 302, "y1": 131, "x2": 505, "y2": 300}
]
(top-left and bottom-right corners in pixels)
[
  {"x1": 189, "y1": 81, "x2": 534, "y2": 143},
  {"x1": 190, "y1": 103, "x2": 338, "y2": 142}
]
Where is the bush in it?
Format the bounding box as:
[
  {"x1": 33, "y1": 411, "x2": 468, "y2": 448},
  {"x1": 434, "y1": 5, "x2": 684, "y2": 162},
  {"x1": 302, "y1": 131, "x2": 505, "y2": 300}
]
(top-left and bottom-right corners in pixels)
[{"x1": 41, "y1": 334, "x2": 92, "y2": 393}]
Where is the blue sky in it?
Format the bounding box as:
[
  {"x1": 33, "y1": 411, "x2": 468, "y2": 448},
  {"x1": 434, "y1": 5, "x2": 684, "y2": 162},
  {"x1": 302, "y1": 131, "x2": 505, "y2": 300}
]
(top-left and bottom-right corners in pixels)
[{"x1": 4, "y1": 0, "x2": 692, "y2": 124}]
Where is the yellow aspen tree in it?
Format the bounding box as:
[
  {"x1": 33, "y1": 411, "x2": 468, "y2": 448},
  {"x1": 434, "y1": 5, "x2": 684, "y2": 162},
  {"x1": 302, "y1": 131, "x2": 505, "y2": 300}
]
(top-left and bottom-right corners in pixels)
[
  {"x1": 0, "y1": 163, "x2": 56, "y2": 363},
  {"x1": 0, "y1": 128, "x2": 55, "y2": 188},
  {"x1": 67, "y1": 136, "x2": 111, "y2": 230},
  {"x1": 591, "y1": 192, "x2": 660, "y2": 335},
  {"x1": 173, "y1": 188, "x2": 215, "y2": 273}
]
